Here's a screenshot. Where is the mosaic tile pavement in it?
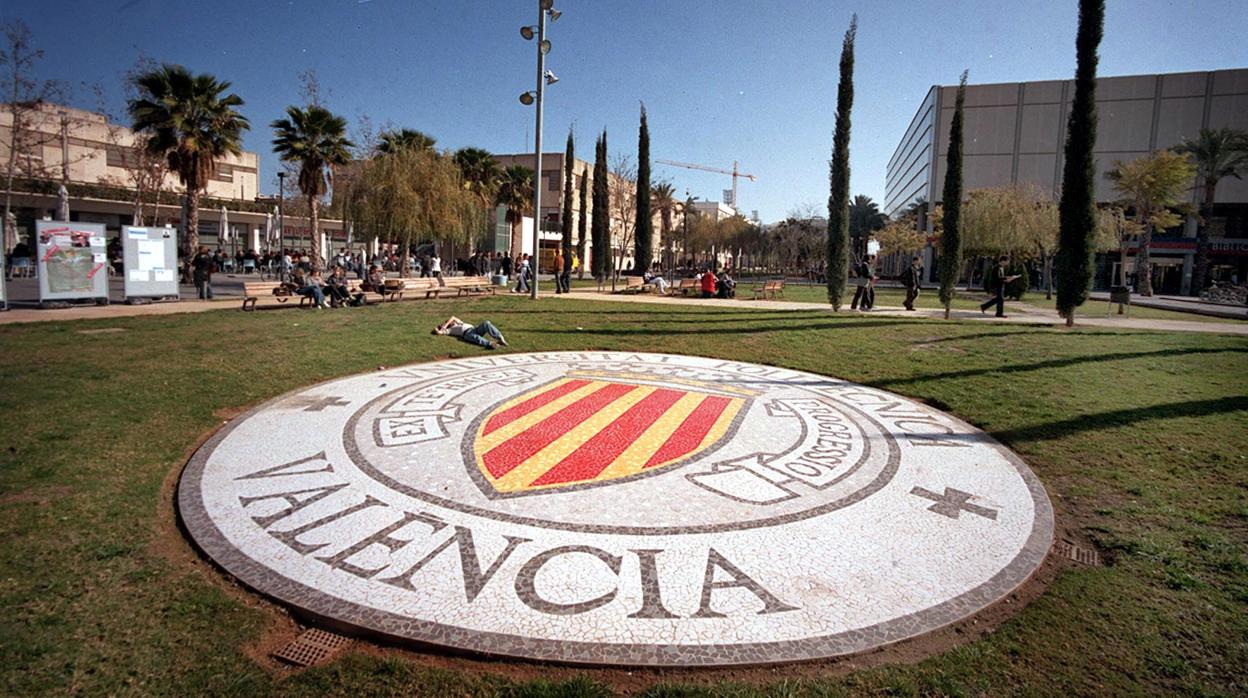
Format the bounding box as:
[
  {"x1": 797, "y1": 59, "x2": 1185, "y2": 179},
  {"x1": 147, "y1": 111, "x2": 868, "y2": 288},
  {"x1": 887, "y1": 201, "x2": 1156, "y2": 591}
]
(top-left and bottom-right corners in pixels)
[{"x1": 178, "y1": 352, "x2": 1053, "y2": 666}]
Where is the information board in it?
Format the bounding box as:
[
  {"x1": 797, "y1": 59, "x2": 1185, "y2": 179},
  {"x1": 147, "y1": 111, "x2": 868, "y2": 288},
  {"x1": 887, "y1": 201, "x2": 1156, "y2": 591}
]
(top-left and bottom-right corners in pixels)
[
  {"x1": 36, "y1": 220, "x2": 109, "y2": 303},
  {"x1": 121, "y1": 226, "x2": 179, "y2": 299}
]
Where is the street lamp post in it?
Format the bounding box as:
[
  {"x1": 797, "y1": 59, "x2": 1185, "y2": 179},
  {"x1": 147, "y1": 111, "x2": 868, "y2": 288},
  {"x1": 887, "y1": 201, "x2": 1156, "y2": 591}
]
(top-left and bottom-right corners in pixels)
[
  {"x1": 277, "y1": 171, "x2": 286, "y2": 280},
  {"x1": 520, "y1": 0, "x2": 560, "y2": 300}
]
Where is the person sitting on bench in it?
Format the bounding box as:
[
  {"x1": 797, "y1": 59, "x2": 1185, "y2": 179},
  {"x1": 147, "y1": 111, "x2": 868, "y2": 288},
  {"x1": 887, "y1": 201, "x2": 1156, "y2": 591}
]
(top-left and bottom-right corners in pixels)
[
  {"x1": 432, "y1": 315, "x2": 509, "y2": 350},
  {"x1": 644, "y1": 270, "x2": 670, "y2": 295},
  {"x1": 290, "y1": 269, "x2": 329, "y2": 309}
]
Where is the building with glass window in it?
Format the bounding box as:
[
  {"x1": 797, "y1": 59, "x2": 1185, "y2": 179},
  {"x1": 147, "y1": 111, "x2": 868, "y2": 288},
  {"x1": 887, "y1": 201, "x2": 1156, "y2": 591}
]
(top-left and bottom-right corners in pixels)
[{"x1": 885, "y1": 69, "x2": 1248, "y2": 294}]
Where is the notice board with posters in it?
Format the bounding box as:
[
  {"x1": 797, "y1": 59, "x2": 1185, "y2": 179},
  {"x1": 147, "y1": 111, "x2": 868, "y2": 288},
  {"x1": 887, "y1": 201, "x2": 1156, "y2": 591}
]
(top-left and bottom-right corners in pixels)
[
  {"x1": 121, "y1": 226, "x2": 179, "y2": 299},
  {"x1": 36, "y1": 220, "x2": 109, "y2": 303}
]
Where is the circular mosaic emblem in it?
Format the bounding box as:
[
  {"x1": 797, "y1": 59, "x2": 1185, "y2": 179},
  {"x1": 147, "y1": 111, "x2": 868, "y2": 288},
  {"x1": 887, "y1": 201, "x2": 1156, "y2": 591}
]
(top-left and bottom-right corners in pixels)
[{"x1": 179, "y1": 352, "x2": 1052, "y2": 666}]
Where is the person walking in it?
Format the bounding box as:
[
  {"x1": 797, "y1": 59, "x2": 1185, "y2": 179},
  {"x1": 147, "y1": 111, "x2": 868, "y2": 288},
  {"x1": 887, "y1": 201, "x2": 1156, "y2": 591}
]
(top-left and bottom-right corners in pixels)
[
  {"x1": 553, "y1": 250, "x2": 565, "y2": 294},
  {"x1": 902, "y1": 256, "x2": 924, "y2": 311},
  {"x1": 191, "y1": 245, "x2": 214, "y2": 300},
  {"x1": 980, "y1": 255, "x2": 1017, "y2": 318},
  {"x1": 851, "y1": 255, "x2": 877, "y2": 311},
  {"x1": 429, "y1": 252, "x2": 443, "y2": 285}
]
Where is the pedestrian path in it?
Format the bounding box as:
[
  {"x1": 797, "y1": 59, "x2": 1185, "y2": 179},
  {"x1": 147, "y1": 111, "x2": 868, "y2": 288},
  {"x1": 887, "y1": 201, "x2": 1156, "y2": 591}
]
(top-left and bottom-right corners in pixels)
[
  {"x1": 2, "y1": 283, "x2": 1245, "y2": 336},
  {"x1": 1088, "y1": 290, "x2": 1248, "y2": 320},
  {"x1": 560, "y1": 289, "x2": 1248, "y2": 336}
]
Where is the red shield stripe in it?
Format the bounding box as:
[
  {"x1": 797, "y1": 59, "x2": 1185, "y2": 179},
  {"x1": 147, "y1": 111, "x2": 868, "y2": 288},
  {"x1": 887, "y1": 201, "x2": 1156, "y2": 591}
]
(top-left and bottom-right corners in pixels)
[
  {"x1": 481, "y1": 382, "x2": 636, "y2": 478},
  {"x1": 643, "y1": 395, "x2": 733, "y2": 468},
  {"x1": 528, "y1": 388, "x2": 688, "y2": 488},
  {"x1": 482, "y1": 378, "x2": 591, "y2": 436}
]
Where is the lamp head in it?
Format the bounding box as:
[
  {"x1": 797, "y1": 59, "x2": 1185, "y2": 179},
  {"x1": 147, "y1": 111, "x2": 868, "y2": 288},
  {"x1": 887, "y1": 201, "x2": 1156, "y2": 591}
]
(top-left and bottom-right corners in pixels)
[
  {"x1": 519, "y1": 91, "x2": 536, "y2": 106},
  {"x1": 539, "y1": 39, "x2": 551, "y2": 54},
  {"x1": 520, "y1": 25, "x2": 535, "y2": 40},
  {"x1": 544, "y1": 70, "x2": 559, "y2": 86},
  {"x1": 539, "y1": 0, "x2": 553, "y2": 9},
  {"x1": 547, "y1": 9, "x2": 561, "y2": 21}
]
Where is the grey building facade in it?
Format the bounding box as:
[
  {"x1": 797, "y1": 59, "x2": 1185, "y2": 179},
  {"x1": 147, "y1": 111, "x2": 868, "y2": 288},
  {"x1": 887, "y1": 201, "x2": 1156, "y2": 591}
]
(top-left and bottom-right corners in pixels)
[{"x1": 885, "y1": 69, "x2": 1248, "y2": 294}]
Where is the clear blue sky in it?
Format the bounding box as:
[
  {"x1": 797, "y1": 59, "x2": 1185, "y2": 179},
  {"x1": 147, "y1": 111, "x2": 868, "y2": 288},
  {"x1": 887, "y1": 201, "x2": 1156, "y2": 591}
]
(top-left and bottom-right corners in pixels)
[{"x1": 7, "y1": 0, "x2": 1248, "y2": 222}]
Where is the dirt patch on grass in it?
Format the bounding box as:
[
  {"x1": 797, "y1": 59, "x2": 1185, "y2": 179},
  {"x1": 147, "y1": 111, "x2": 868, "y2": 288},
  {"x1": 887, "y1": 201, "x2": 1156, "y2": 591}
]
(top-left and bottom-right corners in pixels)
[{"x1": 0, "y1": 484, "x2": 74, "y2": 506}]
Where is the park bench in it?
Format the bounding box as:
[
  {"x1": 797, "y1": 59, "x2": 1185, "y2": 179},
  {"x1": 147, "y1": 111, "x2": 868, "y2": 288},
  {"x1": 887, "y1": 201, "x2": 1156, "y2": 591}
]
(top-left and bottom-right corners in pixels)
[
  {"x1": 432, "y1": 275, "x2": 497, "y2": 298},
  {"x1": 676, "y1": 278, "x2": 701, "y2": 296},
  {"x1": 381, "y1": 278, "x2": 437, "y2": 302},
  {"x1": 241, "y1": 280, "x2": 311, "y2": 311},
  {"x1": 620, "y1": 276, "x2": 658, "y2": 294},
  {"x1": 751, "y1": 279, "x2": 785, "y2": 300}
]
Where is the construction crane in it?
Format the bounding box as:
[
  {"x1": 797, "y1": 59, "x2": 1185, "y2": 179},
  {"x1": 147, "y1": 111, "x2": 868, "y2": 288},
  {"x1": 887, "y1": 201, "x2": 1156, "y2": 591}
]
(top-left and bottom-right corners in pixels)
[{"x1": 655, "y1": 159, "x2": 757, "y2": 210}]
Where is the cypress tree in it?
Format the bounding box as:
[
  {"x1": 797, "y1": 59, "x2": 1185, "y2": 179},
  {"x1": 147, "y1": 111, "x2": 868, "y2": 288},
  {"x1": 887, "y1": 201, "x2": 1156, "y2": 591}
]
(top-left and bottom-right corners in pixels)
[
  {"x1": 560, "y1": 129, "x2": 574, "y2": 291},
  {"x1": 591, "y1": 130, "x2": 609, "y2": 282},
  {"x1": 634, "y1": 103, "x2": 652, "y2": 275},
  {"x1": 577, "y1": 165, "x2": 588, "y2": 278},
  {"x1": 1055, "y1": 0, "x2": 1104, "y2": 326},
  {"x1": 938, "y1": 71, "x2": 969, "y2": 320},
  {"x1": 826, "y1": 15, "x2": 856, "y2": 310}
]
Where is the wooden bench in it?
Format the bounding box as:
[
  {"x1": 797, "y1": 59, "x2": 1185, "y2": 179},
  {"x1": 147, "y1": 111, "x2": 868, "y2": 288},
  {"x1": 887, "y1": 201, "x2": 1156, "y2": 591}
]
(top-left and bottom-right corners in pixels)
[
  {"x1": 379, "y1": 278, "x2": 437, "y2": 301},
  {"x1": 620, "y1": 276, "x2": 653, "y2": 294},
  {"x1": 676, "y1": 278, "x2": 701, "y2": 296},
  {"x1": 241, "y1": 281, "x2": 310, "y2": 311},
  {"x1": 751, "y1": 279, "x2": 785, "y2": 300},
  {"x1": 432, "y1": 275, "x2": 497, "y2": 298}
]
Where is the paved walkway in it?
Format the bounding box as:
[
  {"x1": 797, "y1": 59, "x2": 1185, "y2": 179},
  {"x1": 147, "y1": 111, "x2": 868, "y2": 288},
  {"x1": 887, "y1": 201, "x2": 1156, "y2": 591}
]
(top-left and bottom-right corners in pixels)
[
  {"x1": 3, "y1": 280, "x2": 1246, "y2": 336},
  {"x1": 558, "y1": 289, "x2": 1248, "y2": 336},
  {"x1": 1088, "y1": 290, "x2": 1248, "y2": 320}
]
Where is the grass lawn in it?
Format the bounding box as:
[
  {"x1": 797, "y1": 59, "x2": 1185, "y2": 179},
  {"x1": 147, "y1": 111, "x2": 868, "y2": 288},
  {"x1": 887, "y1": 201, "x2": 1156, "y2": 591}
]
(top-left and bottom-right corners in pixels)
[{"x1": 1, "y1": 296, "x2": 1246, "y2": 696}]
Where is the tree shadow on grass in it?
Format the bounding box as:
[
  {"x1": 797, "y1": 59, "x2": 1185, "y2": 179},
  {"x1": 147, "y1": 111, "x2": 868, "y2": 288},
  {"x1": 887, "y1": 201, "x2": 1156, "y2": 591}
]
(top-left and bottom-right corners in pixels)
[
  {"x1": 918, "y1": 329, "x2": 1175, "y2": 343},
  {"x1": 874, "y1": 346, "x2": 1248, "y2": 388},
  {"x1": 990, "y1": 396, "x2": 1248, "y2": 443},
  {"x1": 526, "y1": 319, "x2": 938, "y2": 337}
]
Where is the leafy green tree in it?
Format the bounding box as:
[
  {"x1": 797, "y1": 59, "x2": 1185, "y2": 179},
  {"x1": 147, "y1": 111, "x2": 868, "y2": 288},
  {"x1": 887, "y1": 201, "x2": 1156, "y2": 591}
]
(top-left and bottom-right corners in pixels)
[
  {"x1": 826, "y1": 15, "x2": 856, "y2": 309},
  {"x1": 577, "y1": 165, "x2": 588, "y2": 278},
  {"x1": 1175, "y1": 127, "x2": 1248, "y2": 292},
  {"x1": 1106, "y1": 150, "x2": 1197, "y2": 296},
  {"x1": 633, "y1": 104, "x2": 653, "y2": 275},
  {"x1": 1054, "y1": 0, "x2": 1104, "y2": 325},
  {"x1": 561, "y1": 130, "x2": 574, "y2": 286},
  {"x1": 938, "y1": 71, "x2": 968, "y2": 320},
  {"x1": 495, "y1": 164, "x2": 534, "y2": 261},
  {"x1": 591, "y1": 130, "x2": 610, "y2": 281},
  {"x1": 271, "y1": 105, "x2": 354, "y2": 272},
  {"x1": 375, "y1": 128, "x2": 435, "y2": 155},
  {"x1": 129, "y1": 64, "x2": 249, "y2": 254}
]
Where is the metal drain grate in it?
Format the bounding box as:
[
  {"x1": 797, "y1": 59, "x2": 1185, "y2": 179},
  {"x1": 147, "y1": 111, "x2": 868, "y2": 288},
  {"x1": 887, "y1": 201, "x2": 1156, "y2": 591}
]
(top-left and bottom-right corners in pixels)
[
  {"x1": 1054, "y1": 540, "x2": 1101, "y2": 566},
  {"x1": 272, "y1": 628, "x2": 352, "y2": 667}
]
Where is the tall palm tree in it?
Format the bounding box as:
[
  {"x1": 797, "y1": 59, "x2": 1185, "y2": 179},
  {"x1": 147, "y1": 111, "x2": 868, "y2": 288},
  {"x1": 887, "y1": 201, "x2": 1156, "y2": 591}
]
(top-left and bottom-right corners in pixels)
[
  {"x1": 453, "y1": 147, "x2": 501, "y2": 208},
  {"x1": 128, "y1": 64, "x2": 249, "y2": 255},
  {"x1": 848, "y1": 194, "x2": 886, "y2": 255},
  {"x1": 651, "y1": 182, "x2": 678, "y2": 271},
  {"x1": 271, "y1": 105, "x2": 354, "y2": 273},
  {"x1": 1175, "y1": 127, "x2": 1248, "y2": 292},
  {"x1": 496, "y1": 164, "x2": 534, "y2": 260},
  {"x1": 376, "y1": 128, "x2": 436, "y2": 155}
]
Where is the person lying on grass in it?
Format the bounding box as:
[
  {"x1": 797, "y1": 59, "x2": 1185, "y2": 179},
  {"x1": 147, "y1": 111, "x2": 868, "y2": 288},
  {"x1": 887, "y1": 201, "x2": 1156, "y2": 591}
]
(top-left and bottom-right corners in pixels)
[{"x1": 432, "y1": 316, "x2": 509, "y2": 350}]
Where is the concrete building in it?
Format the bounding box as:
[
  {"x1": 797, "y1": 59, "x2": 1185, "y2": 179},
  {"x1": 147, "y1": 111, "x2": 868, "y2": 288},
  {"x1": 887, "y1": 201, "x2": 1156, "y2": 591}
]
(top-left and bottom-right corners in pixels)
[
  {"x1": 689, "y1": 200, "x2": 737, "y2": 223},
  {"x1": 2, "y1": 102, "x2": 348, "y2": 253},
  {"x1": 885, "y1": 69, "x2": 1248, "y2": 293}
]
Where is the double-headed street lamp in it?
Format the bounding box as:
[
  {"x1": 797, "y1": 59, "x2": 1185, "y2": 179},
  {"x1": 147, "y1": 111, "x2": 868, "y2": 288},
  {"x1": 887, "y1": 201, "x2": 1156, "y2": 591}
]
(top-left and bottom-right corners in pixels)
[{"x1": 519, "y1": 0, "x2": 561, "y2": 300}]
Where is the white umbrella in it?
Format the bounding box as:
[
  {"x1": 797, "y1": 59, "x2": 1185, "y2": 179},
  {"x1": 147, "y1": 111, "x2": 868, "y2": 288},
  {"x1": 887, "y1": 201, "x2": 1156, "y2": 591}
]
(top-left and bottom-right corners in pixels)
[
  {"x1": 219, "y1": 206, "x2": 230, "y2": 248},
  {"x1": 56, "y1": 184, "x2": 70, "y2": 221},
  {"x1": 4, "y1": 211, "x2": 17, "y2": 254}
]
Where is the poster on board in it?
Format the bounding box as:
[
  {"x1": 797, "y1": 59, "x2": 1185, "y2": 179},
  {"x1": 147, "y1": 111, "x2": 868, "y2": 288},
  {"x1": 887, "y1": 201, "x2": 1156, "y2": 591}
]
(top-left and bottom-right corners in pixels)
[
  {"x1": 121, "y1": 226, "x2": 179, "y2": 300},
  {"x1": 36, "y1": 220, "x2": 109, "y2": 304}
]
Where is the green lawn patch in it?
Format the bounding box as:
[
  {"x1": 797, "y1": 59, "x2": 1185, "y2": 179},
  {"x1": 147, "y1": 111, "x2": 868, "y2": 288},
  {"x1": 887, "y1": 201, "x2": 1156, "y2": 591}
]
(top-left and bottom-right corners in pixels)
[{"x1": 1, "y1": 296, "x2": 1245, "y2": 695}]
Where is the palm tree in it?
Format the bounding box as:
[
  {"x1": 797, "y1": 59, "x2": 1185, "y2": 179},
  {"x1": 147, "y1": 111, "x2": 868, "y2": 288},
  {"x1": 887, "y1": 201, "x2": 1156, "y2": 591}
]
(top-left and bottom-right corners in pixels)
[
  {"x1": 453, "y1": 147, "x2": 501, "y2": 208},
  {"x1": 128, "y1": 64, "x2": 249, "y2": 255},
  {"x1": 496, "y1": 165, "x2": 534, "y2": 260},
  {"x1": 376, "y1": 128, "x2": 436, "y2": 155},
  {"x1": 848, "y1": 194, "x2": 886, "y2": 256},
  {"x1": 651, "y1": 182, "x2": 678, "y2": 272},
  {"x1": 1175, "y1": 127, "x2": 1248, "y2": 292},
  {"x1": 271, "y1": 105, "x2": 354, "y2": 273}
]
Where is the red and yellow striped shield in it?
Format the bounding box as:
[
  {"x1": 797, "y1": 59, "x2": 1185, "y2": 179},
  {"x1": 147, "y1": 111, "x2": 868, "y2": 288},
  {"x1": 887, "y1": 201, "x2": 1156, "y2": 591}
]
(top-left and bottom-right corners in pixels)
[{"x1": 472, "y1": 372, "x2": 752, "y2": 495}]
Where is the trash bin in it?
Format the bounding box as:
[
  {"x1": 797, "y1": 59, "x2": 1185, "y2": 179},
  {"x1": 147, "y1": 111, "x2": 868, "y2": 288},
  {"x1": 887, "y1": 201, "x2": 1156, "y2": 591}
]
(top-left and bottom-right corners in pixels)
[
  {"x1": 491, "y1": 274, "x2": 508, "y2": 286},
  {"x1": 1108, "y1": 285, "x2": 1130, "y2": 316}
]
